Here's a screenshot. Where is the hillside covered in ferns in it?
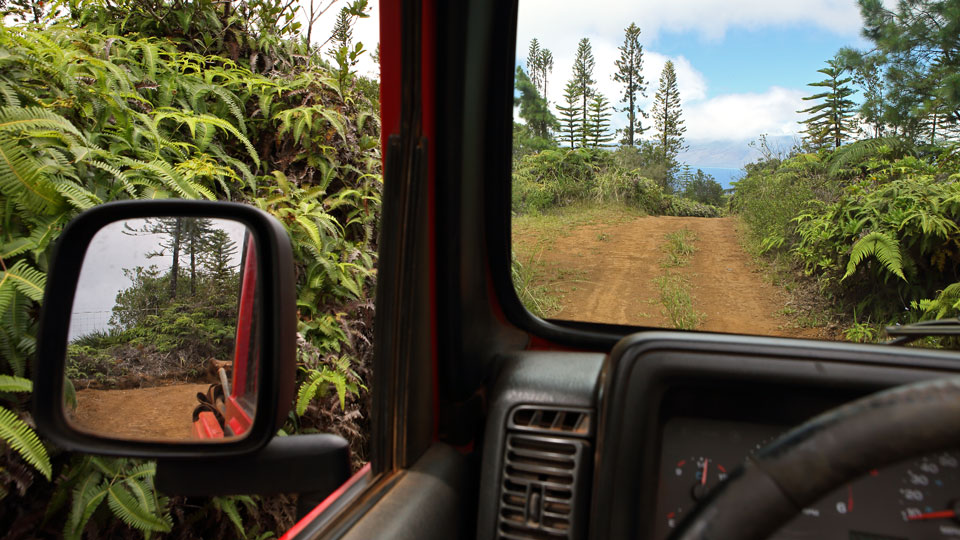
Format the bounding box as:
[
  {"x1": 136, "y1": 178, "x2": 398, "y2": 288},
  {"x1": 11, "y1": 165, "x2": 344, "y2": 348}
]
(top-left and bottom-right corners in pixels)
[{"x1": 0, "y1": 0, "x2": 380, "y2": 537}]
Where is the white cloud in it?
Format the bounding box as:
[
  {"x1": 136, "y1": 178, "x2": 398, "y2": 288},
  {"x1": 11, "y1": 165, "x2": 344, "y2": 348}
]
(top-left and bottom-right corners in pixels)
[
  {"x1": 683, "y1": 87, "x2": 806, "y2": 141},
  {"x1": 517, "y1": 0, "x2": 862, "y2": 45},
  {"x1": 289, "y1": 1, "x2": 818, "y2": 144}
]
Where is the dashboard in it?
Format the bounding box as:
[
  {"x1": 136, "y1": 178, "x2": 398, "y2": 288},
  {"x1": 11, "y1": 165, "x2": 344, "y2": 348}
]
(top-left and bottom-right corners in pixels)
[
  {"x1": 478, "y1": 333, "x2": 960, "y2": 540},
  {"x1": 654, "y1": 417, "x2": 960, "y2": 540}
]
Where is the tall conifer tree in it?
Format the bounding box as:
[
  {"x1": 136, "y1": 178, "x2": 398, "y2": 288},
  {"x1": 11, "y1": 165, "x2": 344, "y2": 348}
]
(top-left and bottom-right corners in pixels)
[
  {"x1": 571, "y1": 38, "x2": 596, "y2": 146},
  {"x1": 614, "y1": 23, "x2": 647, "y2": 146},
  {"x1": 527, "y1": 39, "x2": 542, "y2": 92},
  {"x1": 556, "y1": 80, "x2": 582, "y2": 149},
  {"x1": 652, "y1": 60, "x2": 686, "y2": 180},
  {"x1": 585, "y1": 93, "x2": 615, "y2": 148},
  {"x1": 797, "y1": 56, "x2": 856, "y2": 150}
]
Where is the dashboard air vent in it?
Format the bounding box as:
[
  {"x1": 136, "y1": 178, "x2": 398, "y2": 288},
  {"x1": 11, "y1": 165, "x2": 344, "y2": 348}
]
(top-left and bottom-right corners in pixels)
[
  {"x1": 509, "y1": 406, "x2": 591, "y2": 437},
  {"x1": 497, "y1": 408, "x2": 592, "y2": 540}
]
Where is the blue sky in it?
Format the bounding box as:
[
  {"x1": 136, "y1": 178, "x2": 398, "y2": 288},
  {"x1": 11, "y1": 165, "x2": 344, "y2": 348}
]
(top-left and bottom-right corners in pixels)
[
  {"x1": 514, "y1": 0, "x2": 874, "y2": 144},
  {"x1": 651, "y1": 26, "x2": 870, "y2": 96},
  {"x1": 289, "y1": 0, "x2": 877, "y2": 162}
]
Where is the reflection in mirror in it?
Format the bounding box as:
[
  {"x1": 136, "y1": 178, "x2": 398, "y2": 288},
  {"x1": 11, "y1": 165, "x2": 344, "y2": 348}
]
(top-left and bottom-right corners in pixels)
[{"x1": 64, "y1": 217, "x2": 258, "y2": 443}]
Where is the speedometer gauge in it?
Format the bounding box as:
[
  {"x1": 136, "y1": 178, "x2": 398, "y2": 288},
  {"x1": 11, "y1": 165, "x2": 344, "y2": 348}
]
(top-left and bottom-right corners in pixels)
[
  {"x1": 655, "y1": 418, "x2": 960, "y2": 540},
  {"x1": 898, "y1": 452, "x2": 960, "y2": 537}
]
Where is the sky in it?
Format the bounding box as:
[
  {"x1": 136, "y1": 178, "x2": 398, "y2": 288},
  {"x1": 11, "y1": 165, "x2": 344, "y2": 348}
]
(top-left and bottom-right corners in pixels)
[
  {"x1": 515, "y1": 0, "x2": 874, "y2": 146},
  {"x1": 68, "y1": 218, "x2": 246, "y2": 340},
  {"x1": 292, "y1": 0, "x2": 878, "y2": 166}
]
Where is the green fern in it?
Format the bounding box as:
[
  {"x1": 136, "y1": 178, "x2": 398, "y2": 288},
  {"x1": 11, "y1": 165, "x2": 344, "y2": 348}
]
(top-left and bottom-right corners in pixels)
[
  {"x1": 0, "y1": 260, "x2": 47, "y2": 317},
  {"x1": 212, "y1": 495, "x2": 258, "y2": 539},
  {"x1": 915, "y1": 282, "x2": 960, "y2": 319},
  {"x1": 0, "y1": 374, "x2": 31, "y2": 393},
  {"x1": 106, "y1": 482, "x2": 172, "y2": 533},
  {"x1": 0, "y1": 139, "x2": 67, "y2": 214},
  {"x1": 0, "y1": 405, "x2": 51, "y2": 480},
  {"x1": 64, "y1": 471, "x2": 108, "y2": 540},
  {"x1": 842, "y1": 231, "x2": 907, "y2": 282}
]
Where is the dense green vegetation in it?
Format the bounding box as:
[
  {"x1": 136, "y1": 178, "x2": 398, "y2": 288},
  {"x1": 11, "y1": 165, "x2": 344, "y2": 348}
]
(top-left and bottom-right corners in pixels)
[
  {"x1": 0, "y1": 0, "x2": 379, "y2": 536},
  {"x1": 732, "y1": 0, "x2": 960, "y2": 344}
]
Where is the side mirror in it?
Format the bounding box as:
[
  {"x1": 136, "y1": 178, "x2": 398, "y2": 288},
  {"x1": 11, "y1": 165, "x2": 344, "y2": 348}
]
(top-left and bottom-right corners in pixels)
[{"x1": 33, "y1": 201, "x2": 296, "y2": 458}]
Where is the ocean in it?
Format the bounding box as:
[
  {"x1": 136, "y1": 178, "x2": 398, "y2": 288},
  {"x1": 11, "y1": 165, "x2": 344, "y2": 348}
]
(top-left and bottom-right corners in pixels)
[{"x1": 692, "y1": 167, "x2": 745, "y2": 191}]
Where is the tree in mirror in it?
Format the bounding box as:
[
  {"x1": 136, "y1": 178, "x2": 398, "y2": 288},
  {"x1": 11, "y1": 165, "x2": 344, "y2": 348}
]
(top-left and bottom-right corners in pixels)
[{"x1": 64, "y1": 217, "x2": 258, "y2": 443}]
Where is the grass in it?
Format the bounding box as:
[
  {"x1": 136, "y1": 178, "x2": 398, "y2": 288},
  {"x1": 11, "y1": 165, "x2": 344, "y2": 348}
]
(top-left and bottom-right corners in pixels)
[
  {"x1": 661, "y1": 228, "x2": 697, "y2": 268},
  {"x1": 511, "y1": 252, "x2": 562, "y2": 318},
  {"x1": 511, "y1": 202, "x2": 641, "y2": 318},
  {"x1": 513, "y1": 201, "x2": 644, "y2": 253},
  {"x1": 732, "y1": 216, "x2": 839, "y2": 331},
  {"x1": 654, "y1": 272, "x2": 705, "y2": 330}
]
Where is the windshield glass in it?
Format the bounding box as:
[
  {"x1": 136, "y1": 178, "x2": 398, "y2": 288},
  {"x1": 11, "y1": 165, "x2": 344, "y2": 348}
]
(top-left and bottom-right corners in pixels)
[{"x1": 511, "y1": 0, "x2": 960, "y2": 350}]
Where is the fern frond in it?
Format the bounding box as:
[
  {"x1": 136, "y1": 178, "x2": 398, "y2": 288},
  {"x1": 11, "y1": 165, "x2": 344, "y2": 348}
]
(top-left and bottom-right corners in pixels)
[
  {"x1": 0, "y1": 139, "x2": 67, "y2": 214},
  {"x1": 842, "y1": 231, "x2": 906, "y2": 281},
  {"x1": 0, "y1": 375, "x2": 31, "y2": 393},
  {"x1": 0, "y1": 80, "x2": 21, "y2": 108},
  {"x1": 0, "y1": 405, "x2": 51, "y2": 480},
  {"x1": 295, "y1": 370, "x2": 329, "y2": 416},
  {"x1": 0, "y1": 260, "x2": 47, "y2": 305},
  {"x1": 0, "y1": 106, "x2": 82, "y2": 137},
  {"x1": 64, "y1": 472, "x2": 106, "y2": 540},
  {"x1": 0, "y1": 237, "x2": 35, "y2": 260},
  {"x1": 51, "y1": 179, "x2": 102, "y2": 210},
  {"x1": 106, "y1": 482, "x2": 172, "y2": 533},
  {"x1": 213, "y1": 496, "x2": 247, "y2": 539}
]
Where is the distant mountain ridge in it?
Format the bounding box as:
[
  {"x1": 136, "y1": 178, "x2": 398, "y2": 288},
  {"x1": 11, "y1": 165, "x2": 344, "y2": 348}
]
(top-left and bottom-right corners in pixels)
[{"x1": 678, "y1": 135, "x2": 799, "y2": 169}]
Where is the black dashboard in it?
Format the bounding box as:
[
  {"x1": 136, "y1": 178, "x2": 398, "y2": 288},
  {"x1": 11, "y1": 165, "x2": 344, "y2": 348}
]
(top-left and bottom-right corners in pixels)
[
  {"x1": 655, "y1": 415, "x2": 960, "y2": 540},
  {"x1": 478, "y1": 333, "x2": 960, "y2": 540}
]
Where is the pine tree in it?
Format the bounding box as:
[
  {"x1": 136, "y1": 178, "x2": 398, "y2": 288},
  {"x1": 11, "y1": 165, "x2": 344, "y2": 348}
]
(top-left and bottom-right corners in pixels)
[
  {"x1": 527, "y1": 39, "x2": 542, "y2": 92},
  {"x1": 798, "y1": 56, "x2": 857, "y2": 150},
  {"x1": 585, "y1": 93, "x2": 615, "y2": 148},
  {"x1": 571, "y1": 38, "x2": 596, "y2": 146},
  {"x1": 525, "y1": 39, "x2": 554, "y2": 102},
  {"x1": 556, "y1": 79, "x2": 582, "y2": 149},
  {"x1": 614, "y1": 23, "x2": 647, "y2": 146},
  {"x1": 514, "y1": 66, "x2": 558, "y2": 154},
  {"x1": 652, "y1": 60, "x2": 687, "y2": 180},
  {"x1": 539, "y1": 49, "x2": 554, "y2": 102}
]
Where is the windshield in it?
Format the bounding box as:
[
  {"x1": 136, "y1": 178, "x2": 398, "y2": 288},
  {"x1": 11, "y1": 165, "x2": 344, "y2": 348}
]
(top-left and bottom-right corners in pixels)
[{"x1": 510, "y1": 0, "x2": 960, "y2": 350}]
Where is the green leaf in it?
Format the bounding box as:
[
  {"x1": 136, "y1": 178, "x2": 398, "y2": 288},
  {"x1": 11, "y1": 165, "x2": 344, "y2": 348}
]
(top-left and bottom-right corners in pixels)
[
  {"x1": 0, "y1": 405, "x2": 51, "y2": 480},
  {"x1": 0, "y1": 375, "x2": 31, "y2": 393},
  {"x1": 64, "y1": 472, "x2": 106, "y2": 540},
  {"x1": 106, "y1": 482, "x2": 172, "y2": 533},
  {"x1": 842, "y1": 231, "x2": 906, "y2": 281}
]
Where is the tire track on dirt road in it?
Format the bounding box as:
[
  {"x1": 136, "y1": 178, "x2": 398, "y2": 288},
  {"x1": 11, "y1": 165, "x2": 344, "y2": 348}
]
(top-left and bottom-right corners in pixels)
[{"x1": 518, "y1": 215, "x2": 808, "y2": 336}]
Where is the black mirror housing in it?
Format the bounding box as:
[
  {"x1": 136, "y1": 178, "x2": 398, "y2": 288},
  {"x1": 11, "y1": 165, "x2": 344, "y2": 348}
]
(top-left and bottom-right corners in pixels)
[{"x1": 33, "y1": 200, "x2": 297, "y2": 458}]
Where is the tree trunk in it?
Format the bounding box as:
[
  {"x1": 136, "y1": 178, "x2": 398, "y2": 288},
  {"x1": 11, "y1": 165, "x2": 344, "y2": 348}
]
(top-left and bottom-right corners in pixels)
[{"x1": 169, "y1": 218, "x2": 181, "y2": 300}]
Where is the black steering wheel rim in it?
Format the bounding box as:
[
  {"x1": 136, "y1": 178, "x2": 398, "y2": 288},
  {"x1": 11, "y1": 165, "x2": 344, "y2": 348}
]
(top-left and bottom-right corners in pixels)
[{"x1": 668, "y1": 375, "x2": 960, "y2": 540}]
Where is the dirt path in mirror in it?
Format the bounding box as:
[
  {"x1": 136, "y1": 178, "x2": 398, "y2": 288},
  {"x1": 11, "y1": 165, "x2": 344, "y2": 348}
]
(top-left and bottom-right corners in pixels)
[
  {"x1": 72, "y1": 383, "x2": 211, "y2": 441},
  {"x1": 515, "y1": 215, "x2": 823, "y2": 338}
]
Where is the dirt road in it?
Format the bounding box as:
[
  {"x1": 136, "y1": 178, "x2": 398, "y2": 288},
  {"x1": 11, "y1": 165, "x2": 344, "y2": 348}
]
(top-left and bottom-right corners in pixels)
[
  {"x1": 72, "y1": 383, "x2": 211, "y2": 441},
  {"x1": 516, "y1": 215, "x2": 816, "y2": 337}
]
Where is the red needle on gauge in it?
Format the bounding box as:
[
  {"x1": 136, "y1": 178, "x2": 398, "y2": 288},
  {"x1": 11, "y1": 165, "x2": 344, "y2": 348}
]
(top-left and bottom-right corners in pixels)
[
  {"x1": 701, "y1": 459, "x2": 709, "y2": 486},
  {"x1": 908, "y1": 510, "x2": 956, "y2": 521}
]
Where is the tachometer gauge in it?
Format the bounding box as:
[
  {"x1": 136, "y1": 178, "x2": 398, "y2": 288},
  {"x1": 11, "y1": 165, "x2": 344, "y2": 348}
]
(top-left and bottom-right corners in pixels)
[{"x1": 661, "y1": 455, "x2": 730, "y2": 530}]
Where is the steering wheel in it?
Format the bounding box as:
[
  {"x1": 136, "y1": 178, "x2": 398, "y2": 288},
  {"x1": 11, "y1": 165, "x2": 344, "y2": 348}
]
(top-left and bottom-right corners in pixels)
[{"x1": 668, "y1": 375, "x2": 960, "y2": 540}]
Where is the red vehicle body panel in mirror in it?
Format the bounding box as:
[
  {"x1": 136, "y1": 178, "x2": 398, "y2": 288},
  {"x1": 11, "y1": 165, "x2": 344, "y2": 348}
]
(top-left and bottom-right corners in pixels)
[
  {"x1": 193, "y1": 234, "x2": 258, "y2": 439},
  {"x1": 193, "y1": 412, "x2": 224, "y2": 439}
]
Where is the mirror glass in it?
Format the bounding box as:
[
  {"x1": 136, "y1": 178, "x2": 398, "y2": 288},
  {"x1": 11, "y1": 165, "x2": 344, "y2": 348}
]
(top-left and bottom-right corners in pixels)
[{"x1": 64, "y1": 217, "x2": 259, "y2": 442}]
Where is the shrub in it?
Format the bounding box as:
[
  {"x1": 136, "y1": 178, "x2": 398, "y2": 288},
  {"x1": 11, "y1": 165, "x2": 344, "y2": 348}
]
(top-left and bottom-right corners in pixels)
[
  {"x1": 729, "y1": 153, "x2": 831, "y2": 253},
  {"x1": 662, "y1": 195, "x2": 722, "y2": 218}
]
